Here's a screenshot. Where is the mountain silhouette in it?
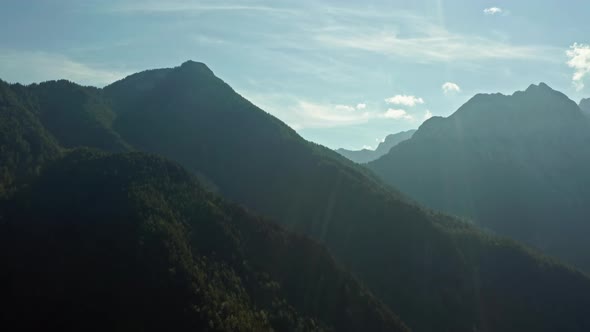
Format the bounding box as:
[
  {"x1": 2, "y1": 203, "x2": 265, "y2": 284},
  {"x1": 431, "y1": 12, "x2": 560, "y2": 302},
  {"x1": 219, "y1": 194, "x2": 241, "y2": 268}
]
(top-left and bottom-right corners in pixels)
[{"x1": 369, "y1": 83, "x2": 590, "y2": 271}]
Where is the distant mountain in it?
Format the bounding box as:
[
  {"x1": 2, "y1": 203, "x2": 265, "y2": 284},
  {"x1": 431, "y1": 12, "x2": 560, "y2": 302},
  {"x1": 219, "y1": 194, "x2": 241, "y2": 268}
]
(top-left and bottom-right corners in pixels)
[
  {"x1": 3, "y1": 67, "x2": 590, "y2": 332},
  {"x1": 336, "y1": 130, "x2": 416, "y2": 163},
  {"x1": 369, "y1": 83, "x2": 590, "y2": 271},
  {"x1": 580, "y1": 98, "x2": 590, "y2": 116}
]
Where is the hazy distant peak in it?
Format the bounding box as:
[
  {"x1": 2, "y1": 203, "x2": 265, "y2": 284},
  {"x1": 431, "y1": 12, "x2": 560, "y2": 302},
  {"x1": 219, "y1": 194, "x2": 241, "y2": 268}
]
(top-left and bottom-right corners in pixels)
[
  {"x1": 336, "y1": 129, "x2": 416, "y2": 163},
  {"x1": 526, "y1": 82, "x2": 551, "y2": 91},
  {"x1": 522, "y1": 82, "x2": 557, "y2": 95},
  {"x1": 460, "y1": 83, "x2": 571, "y2": 110}
]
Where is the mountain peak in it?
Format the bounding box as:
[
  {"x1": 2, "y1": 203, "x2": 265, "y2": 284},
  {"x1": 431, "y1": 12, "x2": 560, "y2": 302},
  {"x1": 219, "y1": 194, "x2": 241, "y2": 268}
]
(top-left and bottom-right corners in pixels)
[
  {"x1": 179, "y1": 60, "x2": 214, "y2": 75},
  {"x1": 523, "y1": 82, "x2": 555, "y2": 94}
]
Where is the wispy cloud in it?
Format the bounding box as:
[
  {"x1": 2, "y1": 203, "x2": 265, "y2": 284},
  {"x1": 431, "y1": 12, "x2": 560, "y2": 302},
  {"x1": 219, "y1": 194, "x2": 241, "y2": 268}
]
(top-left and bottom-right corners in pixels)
[
  {"x1": 313, "y1": 17, "x2": 557, "y2": 63},
  {"x1": 244, "y1": 92, "x2": 371, "y2": 129},
  {"x1": 442, "y1": 82, "x2": 461, "y2": 94},
  {"x1": 292, "y1": 101, "x2": 376, "y2": 128},
  {"x1": 423, "y1": 110, "x2": 433, "y2": 120},
  {"x1": 244, "y1": 91, "x2": 418, "y2": 129},
  {"x1": 483, "y1": 7, "x2": 503, "y2": 15},
  {"x1": 381, "y1": 108, "x2": 413, "y2": 120},
  {"x1": 111, "y1": 1, "x2": 296, "y2": 15},
  {"x1": 385, "y1": 95, "x2": 424, "y2": 107},
  {"x1": 566, "y1": 43, "x2": 590, "y2": 91},
  {"x1": 0, "y1": 50, "x2": 130, "y2": 86}
]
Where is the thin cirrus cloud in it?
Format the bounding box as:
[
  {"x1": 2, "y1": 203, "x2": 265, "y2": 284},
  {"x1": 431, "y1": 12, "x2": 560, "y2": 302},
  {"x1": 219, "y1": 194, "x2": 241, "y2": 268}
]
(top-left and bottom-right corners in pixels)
[
  {"x1": 566, "y1": 43, "x2": 590, "y2": 91},
  {"x1": 0, "y1": 49, "x2": 130, "y2": 87},
  {"x1": 110, "y1": 1, "x2": 296, "y2": 15},
  {"x1": 291, "y1": 100, "x2": 372, "y2": 129},
  {"x1": 385, "y1": 95, "x2": 425, "y2": 107},
  {"x1": 112, "y1": 2, "x2": 557, "y2": 67},
  {"x1": 442, "y1": 82, "x2": 461, "y2": 94},
  {"x1": 245, "y1": 92, "x2": 416, "y2": 130},
  {"x1": 483, "y1": 7, "x2": 503, "y2": 15},
  {"x1": 313, "y1": 11, "x2": 557, "y2": 64},
  {"x1": 244, "y1": 92, "x2": 374, "y2": 130}
]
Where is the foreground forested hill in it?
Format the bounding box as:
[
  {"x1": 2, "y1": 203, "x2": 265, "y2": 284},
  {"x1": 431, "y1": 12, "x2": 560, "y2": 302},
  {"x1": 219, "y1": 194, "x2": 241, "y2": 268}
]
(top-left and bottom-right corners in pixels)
[
  {"x1": 2, "y1": 63, "x2": 590, "y2": 331},
  {"x1": 0, "y1": 149, "x2": 408, "y2": 332}
]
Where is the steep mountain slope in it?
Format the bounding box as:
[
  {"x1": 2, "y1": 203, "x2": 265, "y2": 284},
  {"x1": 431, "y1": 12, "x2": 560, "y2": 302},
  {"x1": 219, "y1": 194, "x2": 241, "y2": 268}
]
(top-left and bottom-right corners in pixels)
[
  {"x1": 580, "y1": 98, "x2": 590, "y2": 116},
  {"x1": 0, "y1": 149, "x2": 408, "y2": 332},
  {"x1": 369, "y1": 83, "x2": 590, "y2": 270},
  {"x1": 0, "y1": 80, "x2": 61, "y2": 197},
  {"x1": 336, "y1": 130, "x2": 416, "y2": 163},
  {"x1": 98, "y1": 63, "x2": 590, "y2": 332},
  {"x1": 10, "y1": 80, "x2": 130, "y2": 152}
]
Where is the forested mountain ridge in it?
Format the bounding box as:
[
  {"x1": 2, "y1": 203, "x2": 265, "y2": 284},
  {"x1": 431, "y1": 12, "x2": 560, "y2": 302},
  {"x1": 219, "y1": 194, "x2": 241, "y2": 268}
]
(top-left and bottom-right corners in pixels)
[
  {"x1": 2, "y1": 64, "x2": 590, "y2": 331},
  {"x1": 0, "y1": 149, "x2": 409, "y2": 332},
  {"x1": 0, "y1": 80, "x2": 61, "y2": 197},
  {"x1": 336, "y1": 130, "x2": 416, "y2": 163},
  {"x1": 369, "y1": 83, "x2": 590, "y2": 271}
]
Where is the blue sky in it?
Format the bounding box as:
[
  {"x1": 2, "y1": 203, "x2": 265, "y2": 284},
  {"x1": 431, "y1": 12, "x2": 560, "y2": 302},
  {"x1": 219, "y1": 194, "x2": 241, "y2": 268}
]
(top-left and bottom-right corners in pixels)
[{"x1": 1, "y1": 0, "x2": 589, "y2": 149}]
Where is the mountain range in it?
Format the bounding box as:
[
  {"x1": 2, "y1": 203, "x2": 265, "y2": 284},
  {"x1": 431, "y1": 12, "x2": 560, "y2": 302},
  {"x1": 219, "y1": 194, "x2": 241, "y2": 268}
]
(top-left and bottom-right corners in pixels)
[
  {"x1": 336, "y1": 130, "x2": 416, "y2": 163},
  {"x1": 369, "y1": 83, "x2": 590, "y2": 271},
  {"x1": 2, "y1": 62, "x2": 590, "y2": 331}
]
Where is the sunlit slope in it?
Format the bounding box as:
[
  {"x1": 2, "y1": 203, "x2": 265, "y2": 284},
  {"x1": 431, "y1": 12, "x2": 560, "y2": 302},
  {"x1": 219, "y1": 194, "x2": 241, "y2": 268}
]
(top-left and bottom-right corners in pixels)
[{"x1": 369, "y1": 83, "x2": 590, "y2": 271}]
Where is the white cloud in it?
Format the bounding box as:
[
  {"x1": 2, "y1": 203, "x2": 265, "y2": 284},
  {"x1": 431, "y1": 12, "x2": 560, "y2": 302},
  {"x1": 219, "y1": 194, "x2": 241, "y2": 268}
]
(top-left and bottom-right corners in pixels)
[
  {"x1": 292, "y1": 101, "x2": 373, "y2": 127},
  {"x1": 246, "y1": 96, "x2": 373, "y2": 129},
  {"x1": 385, "y1": 95, "x2": 424, "y2": 107},
  {"x1": 442, "y1": 82, "x2": 461, "y2": 94},
  {"x1": 334, "y1": 104, "x2": 356, "y2": 112},
  {"x1": 566, "y1": 43, "x2": 590, "y2": 91},
  {"x1": 356, "y1": 103, "x2": 367, "y2": 110},
  {"x1": 424, "y1": 110, "x2": 433, "y2": 121},
  {"x1": 0, "y1": 50, "x2": 130, "y2": 87},
  {"x1": 484, "y1": 7, "x2": 503, "y2": 15},
  {"x1": 381, "y1": 108, "x2": 413, "y2": 120},
  {"x1": 362, "y1": 145, "x2": 373, "y2": 150},
  {"x1": 245, "y1": 91, "x2": 419, "y2": 129}
]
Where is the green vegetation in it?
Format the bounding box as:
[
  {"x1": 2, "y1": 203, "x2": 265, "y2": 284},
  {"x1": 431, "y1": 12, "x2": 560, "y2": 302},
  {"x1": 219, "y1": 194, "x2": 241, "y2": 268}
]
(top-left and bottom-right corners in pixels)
[
  {"x1": 0, "y1": 150, "x2": 407, "y2": 331},
  {"x1": 0, "y1": 80, "x2": 61, "y2": 197},
  {"x1": 2, "y1": 64, "x2": 590, "y2": 331}
]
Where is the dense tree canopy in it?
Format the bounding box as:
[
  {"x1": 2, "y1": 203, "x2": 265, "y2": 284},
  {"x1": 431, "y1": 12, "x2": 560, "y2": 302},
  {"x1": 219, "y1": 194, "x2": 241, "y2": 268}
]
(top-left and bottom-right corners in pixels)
[{"x1": 0, "y1": 150, "x2": 407, "y2": 332}]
